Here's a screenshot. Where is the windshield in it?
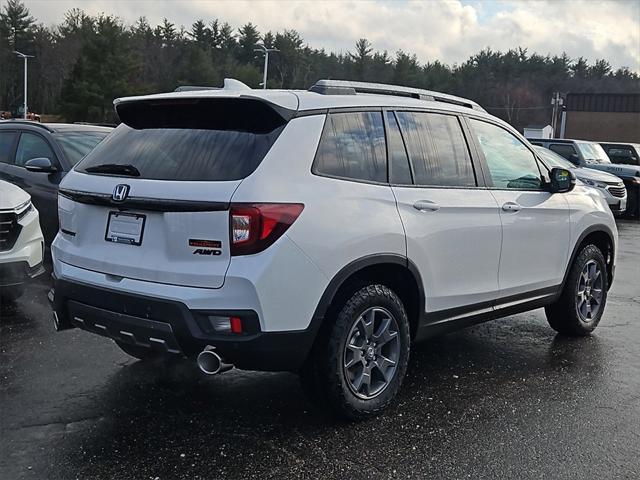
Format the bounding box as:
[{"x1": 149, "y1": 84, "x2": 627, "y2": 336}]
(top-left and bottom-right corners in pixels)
[
  {"x1": 534, "y1": 146, "x2": 576, "y2": 170},
  {"x1": 576, "y1": 142, "x2": 610, "y2": 164},
  {"x1": 54, "y1": 131, "x2": 109, "y2": 166}
]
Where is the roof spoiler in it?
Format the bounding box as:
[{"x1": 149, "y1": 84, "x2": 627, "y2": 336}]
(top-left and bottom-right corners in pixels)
[{"x1": 309, "y1": 79, "x2": 485, "y2": 112}]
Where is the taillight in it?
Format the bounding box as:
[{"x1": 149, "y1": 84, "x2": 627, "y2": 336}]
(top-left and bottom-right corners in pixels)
[{"x1": 230, "y1": 203, "x2": 304, "y2": 256}]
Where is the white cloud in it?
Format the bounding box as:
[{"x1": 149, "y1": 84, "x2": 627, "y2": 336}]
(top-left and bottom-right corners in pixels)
[{"x1": 22, "y1": 0, "x2": 640, "y2": 70}]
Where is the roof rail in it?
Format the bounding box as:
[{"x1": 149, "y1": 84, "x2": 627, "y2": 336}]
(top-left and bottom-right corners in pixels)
[
  {"x1": 309, "y1": 79, "x2": 485, "y2": 112},
  {"x1": 73, "y1": 122, "x2": 117, "y2": 128},
  {"x1": 174, "y1": 78, "x2": 252, "y2": 93},
  {"x1": 0, "y1": 119, "x2": 53, "y2": 131}
]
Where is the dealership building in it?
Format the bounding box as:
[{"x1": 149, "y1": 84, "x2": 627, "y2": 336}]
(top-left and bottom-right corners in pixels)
[{"x1": 562, "y1": 93, "x2": 640, "y2": 143}]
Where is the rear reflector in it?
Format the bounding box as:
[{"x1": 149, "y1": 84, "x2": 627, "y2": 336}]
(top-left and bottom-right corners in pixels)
[{"x1": 230, "y1": 203, "x2": 304, "y2": 256}]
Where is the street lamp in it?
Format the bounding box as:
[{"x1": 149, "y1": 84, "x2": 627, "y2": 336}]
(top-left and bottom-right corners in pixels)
[
  {"x1": 253, "y1": 45, "x2": 279, "y2": 89},
  {"x1": 13, "y1": 51, "x2": 34, "y2": 119}
]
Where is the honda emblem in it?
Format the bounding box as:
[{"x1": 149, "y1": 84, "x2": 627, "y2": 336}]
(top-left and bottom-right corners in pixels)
[{"x1": 112, "y1": 184, "x2": 130, "y2": 202}]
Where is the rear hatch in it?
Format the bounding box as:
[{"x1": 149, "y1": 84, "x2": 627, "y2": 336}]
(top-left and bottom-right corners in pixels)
[{"x1": 56, "y1": 96, "x2": 293, "y2": 288}]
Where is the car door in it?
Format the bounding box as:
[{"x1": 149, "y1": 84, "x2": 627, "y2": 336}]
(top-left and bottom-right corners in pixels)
[
  {"x1": 389, "y1": 110, "x2": 502, "y2": 314},
  {"x1": 4, "y1": 131, "x2": 65, "y2": 244},
  {"x1": 467, "y1": 118, "x2": 571, "y2": 299}
]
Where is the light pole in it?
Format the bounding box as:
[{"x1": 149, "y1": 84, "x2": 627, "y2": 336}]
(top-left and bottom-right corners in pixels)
[
  {"x1": 253, "y1": 45, "x2": 279, "y2": 89},
  {"x1": 13, "y1": 51, "x2": 34, "y2": 119}
]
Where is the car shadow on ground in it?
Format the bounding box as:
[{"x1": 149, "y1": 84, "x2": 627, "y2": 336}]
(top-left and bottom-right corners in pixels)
[{"x1": 45, "y1": 315, "x2": 606, "y2": 479}]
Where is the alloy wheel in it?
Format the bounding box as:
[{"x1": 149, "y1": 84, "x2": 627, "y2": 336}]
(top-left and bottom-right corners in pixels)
[
  {"x1": 343, "y1": 307, "x2": 400, "y2": 400},
  {"x1": 576, "y1": 259, "x2": 604, "y2": 322}
]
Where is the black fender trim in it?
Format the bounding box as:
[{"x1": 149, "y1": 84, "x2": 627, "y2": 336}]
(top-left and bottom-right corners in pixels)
[
  {"x1": 561, "y1": 224, "x2": 616, "y2": 291},
  {"x1": 307, "y1": 253, "x2": 425, "y2": 341}
]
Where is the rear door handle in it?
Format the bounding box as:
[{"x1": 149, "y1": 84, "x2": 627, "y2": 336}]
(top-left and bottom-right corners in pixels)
[
  {"x1": 413, "y1": 200, "x2": 440, "y2": 212},
  {"x1": 502, "y1": 202, "x2": 521, "y2": 212}
]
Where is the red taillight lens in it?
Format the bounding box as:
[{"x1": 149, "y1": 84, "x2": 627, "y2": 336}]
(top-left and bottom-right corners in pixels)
[
  {"x1": 230, "y1": 316, "x2": 243, "y2": 334},
  {"x1": 230, "y1": 203, "x2": 304, "y2": 256}
]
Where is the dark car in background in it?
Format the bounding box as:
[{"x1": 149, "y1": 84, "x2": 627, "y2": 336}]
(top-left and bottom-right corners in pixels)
[
  {"x1": 0, "y1": 121, "x2": 112, "y2": 244},
  {"x1": 600, "y1": 142, "x2": 640, "y2": 167},
  {"x1": 529, "y1": 138, "x2": 640, "y2": 219}
]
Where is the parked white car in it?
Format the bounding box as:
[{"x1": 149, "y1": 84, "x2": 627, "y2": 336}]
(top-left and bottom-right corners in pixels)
[
  {"x1": 0, "y1": 180, "x2": 44, "y2": 302},
  {"x1": 51, "y1": 79, "x2": 618, "y2": 419}
]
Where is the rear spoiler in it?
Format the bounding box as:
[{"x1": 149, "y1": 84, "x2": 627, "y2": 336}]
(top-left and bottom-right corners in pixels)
[{"x1": 114, "y1": 96, "x2": 295, "y2": 132}]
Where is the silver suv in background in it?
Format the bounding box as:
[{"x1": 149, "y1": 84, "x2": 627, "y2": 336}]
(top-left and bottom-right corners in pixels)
[
  {"x1": 534, "y1": 146, "x2": 627, "y2": 215},
  {"x1": 530, "y1": 138, "x2": 640, "y2": 218}
]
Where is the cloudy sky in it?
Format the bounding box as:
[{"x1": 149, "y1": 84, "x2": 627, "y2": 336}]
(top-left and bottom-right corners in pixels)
[{"x1": 23, "y1": 0, "x2": 640, "y2": 70}]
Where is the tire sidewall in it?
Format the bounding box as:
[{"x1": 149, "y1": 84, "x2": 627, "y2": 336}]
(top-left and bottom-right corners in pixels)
[{"x1": 328, "y1": 285, "x2": 411, "y2": 417}]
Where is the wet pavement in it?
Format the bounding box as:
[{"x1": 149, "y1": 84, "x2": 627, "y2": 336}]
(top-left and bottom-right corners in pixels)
[{"x1": 1, "y1": 220, "x2": 639, "y2": 480}]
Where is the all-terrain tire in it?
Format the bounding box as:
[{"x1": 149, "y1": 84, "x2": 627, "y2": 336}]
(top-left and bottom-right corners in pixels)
[
  {"x1": 545, "y1": 244, "x2": 608, "y2": 336},
  {"x1": 303, "y1": 284, "x2": 411, "y2": 420}
]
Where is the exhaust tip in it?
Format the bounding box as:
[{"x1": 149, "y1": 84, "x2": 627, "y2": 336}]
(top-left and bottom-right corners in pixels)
[{"x1": 197, "y1": 349, "x2": 222, "y2": 375}]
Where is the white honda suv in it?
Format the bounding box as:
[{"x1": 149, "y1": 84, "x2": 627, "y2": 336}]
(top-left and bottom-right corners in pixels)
[{"x1": 51, "y1": 80, "x2": 618, "y2": 419}]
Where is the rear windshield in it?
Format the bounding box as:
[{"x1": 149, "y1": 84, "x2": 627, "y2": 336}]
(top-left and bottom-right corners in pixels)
[
  {"x1": 54, "y1": 131, "x2": 109, "y2": 166},
  {"x1": 76, "y1": 98, "x2": 287, "y2": 181}
]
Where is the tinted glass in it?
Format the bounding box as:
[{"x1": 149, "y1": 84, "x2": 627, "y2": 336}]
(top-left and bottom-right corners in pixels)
[
  {"x1": 15, "y1": 132, "x2": 56, "y2": 167},
  {"x1": 396, "y1": 112, "x2": 475, "y2": 187},
  {"x1": 470, "y1": 119, "x2": 542, "y2": 190},
  {"x1": 314, "y1": 112, "x2": 386, "y2": 182},
  {"x1": 605, "y1": 147, "x2": 639, "y2": 165},
  {"x1": 78, "y1": 123, "x2": 284, "y2": 181},
  {"x1": 54, "y1": 131, "x2": 109, "y2": 166},
  {"x1": 386, "y1": 112, "x2": 412, "y2": 184},
  {"x1": 0, "y1": 131, "x2": 17, "y2": 164},
  {"x1": 549, "y1": 144, "x2": 577, "y2": 160},
  {"x1": 534, "y1": 146, "x2": 575, "y2": 170}
]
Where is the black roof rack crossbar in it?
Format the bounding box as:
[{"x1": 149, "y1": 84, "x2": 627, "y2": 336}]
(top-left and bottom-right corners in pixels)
[{"x1": 309, "y1": 80, "x2": 485, "y2": 112}]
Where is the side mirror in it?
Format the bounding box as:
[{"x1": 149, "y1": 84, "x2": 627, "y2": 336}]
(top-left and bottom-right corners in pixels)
[
  {"x1": 568, "y1": 153, "x2": 580, "y2": 165},
  {"x1": 549, "y1": 167, "x2": 576, "y2": 193},
  {"x1": 25, "y1": 157, "x2": 57, "y2": 173}
]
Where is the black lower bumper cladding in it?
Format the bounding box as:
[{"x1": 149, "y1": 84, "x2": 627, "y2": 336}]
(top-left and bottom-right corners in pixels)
[
  {"x1": 52, "y1": 278, "x2": 315, "y2": 372},
  {"x1": 0, "y1": 261, "x2": 45, "y2": 287}
]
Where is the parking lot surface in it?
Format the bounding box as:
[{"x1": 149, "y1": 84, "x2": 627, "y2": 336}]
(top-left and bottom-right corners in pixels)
[{"x1": 1, "y1": 220, "x2": 639, "y2": 480}]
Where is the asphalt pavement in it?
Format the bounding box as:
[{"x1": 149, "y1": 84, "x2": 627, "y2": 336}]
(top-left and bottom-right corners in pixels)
[{"x1": 1, "y1": 220, "x2": 639, "y2": 480}]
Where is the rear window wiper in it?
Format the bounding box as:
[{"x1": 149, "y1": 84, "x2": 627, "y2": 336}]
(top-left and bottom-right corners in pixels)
[{"x1": 84, "y1": 163, "x2": 141, "y2": 177}]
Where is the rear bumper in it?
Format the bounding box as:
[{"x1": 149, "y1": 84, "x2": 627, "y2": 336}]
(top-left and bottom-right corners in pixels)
[
  {"x1": 52, "y1": 278, "x2": 315, "y2": 372},
  {"x1": 0, "y1": 260, "x2": 45, "y2": 287}
]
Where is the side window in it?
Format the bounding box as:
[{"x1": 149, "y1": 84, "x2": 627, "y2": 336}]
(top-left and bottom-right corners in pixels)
[
  {"x1": 386, "y1": 111, "x2": 412, "y2": 184},
  {"x1": 469, "y1": 118, "x2": 542, "y2": 190},
  {"x1": 395, "y1": 111, "x2": 476, "y2": 187},
  {"x1": 15, "y1": 132, "x2": 56, "y2": 167},
  {"x1": 314, "y1": 112, "x2": 386, "y2": 183},
  {"x1": 0, "y1": 131, "x2": 18, "y2": 164},
  {"x1": 529, "y1": 142, "x2": 543, "y2": 146},
  {"x1": 607, "y1": 147, "x2": 636, "y2": 164},
  {"x1": 549, "y1": 144, "x2": 577, "y2": 161}
]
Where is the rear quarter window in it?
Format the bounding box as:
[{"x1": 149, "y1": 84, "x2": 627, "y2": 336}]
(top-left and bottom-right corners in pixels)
[
  {"x1": 313, "y1": 112, "x2": 387, "y2": 183},
  {"x1": 0, "y1": 131, "x2": 17, "y2": 164}
]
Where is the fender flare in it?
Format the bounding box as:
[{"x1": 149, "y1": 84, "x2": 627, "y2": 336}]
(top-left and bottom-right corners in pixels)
[
  {"x1": 307, "y1": 253, "x2": 425, "y2": 337},
  {"x1": 561, "y1": 224, "x2": 616, "y2": 291}
]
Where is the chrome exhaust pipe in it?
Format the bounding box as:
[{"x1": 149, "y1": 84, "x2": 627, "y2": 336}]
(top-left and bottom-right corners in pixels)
[{"x1": 197, "y1": 346, "x2": 233, "y2": 375}]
